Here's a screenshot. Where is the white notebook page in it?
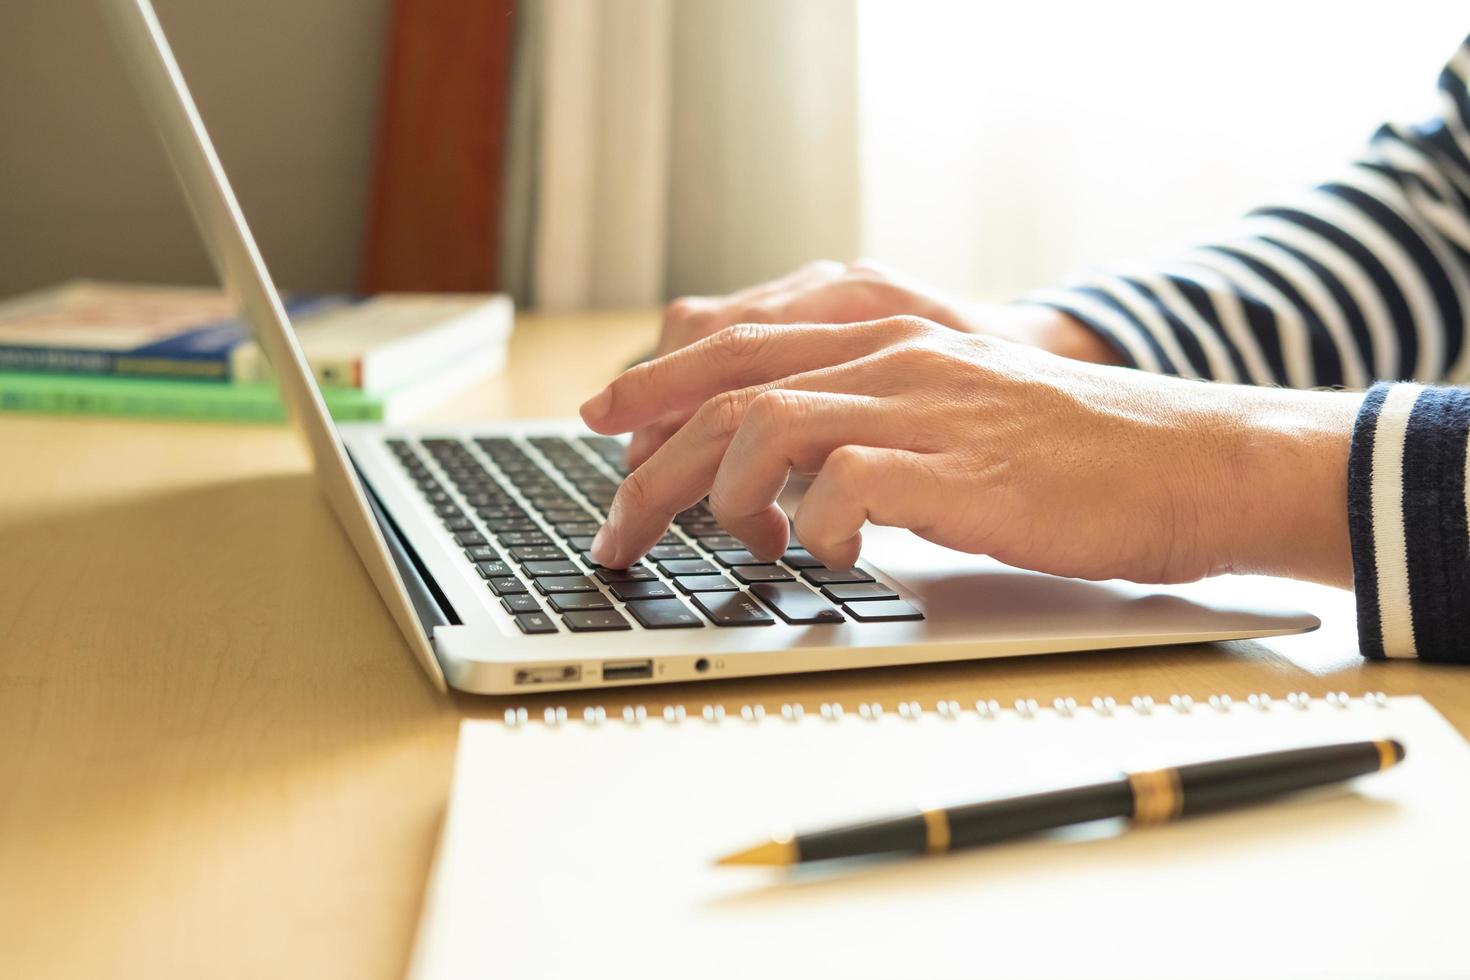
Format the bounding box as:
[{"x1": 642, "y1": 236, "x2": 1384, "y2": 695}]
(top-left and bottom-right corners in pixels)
[{"x1": 411, "y1": 696, "x2": 1469, "y2": 979}]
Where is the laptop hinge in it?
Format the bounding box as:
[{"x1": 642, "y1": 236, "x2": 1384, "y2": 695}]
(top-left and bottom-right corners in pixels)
[{"x1": 352, "y1": 459, "x2": 461, "y2": 632}]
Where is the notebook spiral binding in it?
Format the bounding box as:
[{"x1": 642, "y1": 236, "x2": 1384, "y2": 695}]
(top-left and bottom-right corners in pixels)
[{"x1": 503, "y1": 690, "x2": 1393, "y2": 727}]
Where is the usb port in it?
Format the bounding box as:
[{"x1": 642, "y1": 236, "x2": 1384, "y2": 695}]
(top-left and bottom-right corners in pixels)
[
  {"x1": 514, "y1": 664, "x2": 581, "y2": 686},
  {"x1": 602, "y1": 659, "x2": 653, "y2": 681}
]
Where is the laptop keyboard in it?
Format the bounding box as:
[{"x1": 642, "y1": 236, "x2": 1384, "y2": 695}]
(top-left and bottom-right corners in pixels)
[{"x1": 385, "y1": 435, "x2": 923, "y2": 635}]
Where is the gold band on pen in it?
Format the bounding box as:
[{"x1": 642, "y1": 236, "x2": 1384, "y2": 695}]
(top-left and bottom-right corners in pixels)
[
  {"x1": 1373, "y1": 739, "x2": 1397, "y2": 771},
  {"x1": 1128, "y1": 767, "x2": 1183, "y2": 826},
  {"x1": 921, "y1": 808, "x2": 951, "y2": 854}
]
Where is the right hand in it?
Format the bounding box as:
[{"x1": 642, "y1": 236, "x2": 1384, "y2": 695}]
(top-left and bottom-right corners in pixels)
[
  {"x1": 627, "y1": 259, "x2": 1116, "y2": 466},
  {"x1": 582, "y1": 316, "x2": 1358, "y2": 588}
]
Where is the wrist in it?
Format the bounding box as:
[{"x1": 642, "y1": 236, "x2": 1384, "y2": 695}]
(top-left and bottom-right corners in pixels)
[
  {"x1": 1214, "y1": 387, "x2": 1360, "y2": 586},
  {"x1": 966, "y1": 303, "x2": 1125, "y2": 365}
]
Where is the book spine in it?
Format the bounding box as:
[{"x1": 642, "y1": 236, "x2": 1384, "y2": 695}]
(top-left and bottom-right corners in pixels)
[
  {"x1": 230, "y1": 295, "x2": 364, "y2": 389},
  {"x1": 0, "y1": 345, "x2": 120, "y2": 376},
  {"x1": 0, "y1": 343, "x2": 234, "y2": 381},
  {"x1": 0, "y1": 376, "x2": 385, "y2": 423}
]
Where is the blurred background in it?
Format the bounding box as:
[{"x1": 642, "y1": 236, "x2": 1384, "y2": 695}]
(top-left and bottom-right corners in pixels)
[{"x1": 0, "y1": 0, "x2": 1465, "y2": 310}]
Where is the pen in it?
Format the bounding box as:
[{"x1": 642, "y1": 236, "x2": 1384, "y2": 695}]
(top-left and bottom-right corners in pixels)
[{"x1": 716, "y1": 738, "x2": 1404, "y2": 866}]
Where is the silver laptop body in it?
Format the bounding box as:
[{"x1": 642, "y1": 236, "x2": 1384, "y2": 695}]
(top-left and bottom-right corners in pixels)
[{"x1": 100, "y1": 0, "x2": 1318, "y2": 694}]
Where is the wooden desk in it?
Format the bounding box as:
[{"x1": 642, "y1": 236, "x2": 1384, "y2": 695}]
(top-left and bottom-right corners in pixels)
[{"x1": 3, "y1": 311, "x2": 1468, "y2": 979}]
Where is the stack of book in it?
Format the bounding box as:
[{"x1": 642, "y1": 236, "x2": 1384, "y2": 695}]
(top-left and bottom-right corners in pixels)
[{"x1": 0, "y1": 281, "x2": 514, "y2": 423}]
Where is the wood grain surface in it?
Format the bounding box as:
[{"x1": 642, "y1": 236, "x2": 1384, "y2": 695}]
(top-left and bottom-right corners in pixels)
[{"x1": 2, "y1": 311, "x2": 1466, "y2": 980}]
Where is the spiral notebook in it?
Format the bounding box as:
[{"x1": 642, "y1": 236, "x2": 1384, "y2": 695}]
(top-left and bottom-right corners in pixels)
[{"x1": 411, "y1": 694, "x2": 1470, "y2": 980}]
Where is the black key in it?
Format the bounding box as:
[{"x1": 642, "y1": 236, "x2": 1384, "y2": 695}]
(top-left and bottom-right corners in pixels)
[
  {"x1": 488, "y1": 576, "x2": 529, "y2": 596},
  {"x1": 733, "y1": 565, "x2": 795, "y2": 584},
  {"x1": 625, "y1": 598, "x2": 703, "y2": 629},
  {"x1": 464, "y1": 545, "x2": 499, "y2": 563},
  {"x1": 567, "y1": 535, "x2": 596, "y2": 551},
  {"x1": 522, "y1": 560, "x2": 582, "y2": 578},
  {"x1": 510, "y1": 545, "x2": 569, "y2": 563},
  {"x1": 549, "y1": 592, "x2": 614, "y2": 612},
  {"x1": 443, "y1": 517, "x2": 473, "y2": 532},
  {"x1": 782, "y1": 549, "x2": 824, "y2": 569},
  {"x1": 681, "y1": 520, "x2": 723, "y2": 537},
  {"x1": 714, "y1": 549, "x2": 765, "y2": 567},
  {"x1": 656, "y1": 558, "x2": 721, "y2": 576},
  {"x1": 673, "y1": 574, "x2": 738, "y2": 594},
  {"x1": 529, "y1": 493, "x2": 577, "y2": 511},
  {"x1": 501, "y1": 594, "x2": 542, "y2": 614},
  {"x1": 596, "y1": 566, "x2": 656, "y2": 584},
  {"x1": 436, "y1": 504, "x2": 466, "y2": 519},
  {"x1": 690, "y1": 533, "x2": 741, "y2": 550},
  {"x1": 822, "y1": 582, "x2": 899, "y2": 602},
  {"x1": 579, "y1": 550, "x2": 634, "y2": 570},
  {"x1": 475, "y1": 560, "x2": 514, "y2": 579},
  {"x1": 558, "y1": 524, "x2": 602, "y2": 539},
  {"x1": 561, "y1": 609, "x2": 632, "y2": 632},
  {"x1": 535, "y1": 576, "x2": 598, "y2": 595},
  {"x1": 542, "y1": 508, "x2": 592, "y2": 524},
  {"x1": 844, "y1": 599, "x2": 924, "y2": 622},
  {"x1": 674, "y1": 504, "x2": 713, "y2": 524},
  {"x1": 802, "y1": 567, "x2": 875, "y2": 585},
  {"x1": 748, "y1": 582, "x2": 845, "y2": 625},
  {"x1": 454, "y1": 531, "x2": 488, "y2": 547},
  {"x1": 608, "y1": 579, "x2": 677, "y2": 602},
  {"x1": 498, "y1": 530, "x2": 553, "y2": 547},
  {"x1": 484, "y1": 518, "x2": 539, "y2": 533},
  {"x1": 514, "y1": 611, "x2": 558, "y2": 634},
  {"x1": 692, "y1": 591, "x2": 775, "y2": 626},
  {"x1": 648, "y1": 544, "x2": 699, "y2": 561}
]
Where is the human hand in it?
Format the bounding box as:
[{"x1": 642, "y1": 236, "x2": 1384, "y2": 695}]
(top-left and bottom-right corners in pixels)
[
  {"x1": 581, "y1": 316, "x2": 1357, "y2": 587},
  {"x1": 628, "y1": 260, "x2": 1116, "y2": 467}
]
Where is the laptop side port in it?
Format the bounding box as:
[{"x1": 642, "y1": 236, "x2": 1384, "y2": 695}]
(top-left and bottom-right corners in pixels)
[
  {"x1": 514, "y1": 664, "x2": 582, "y2": 686},
  {"x1": 602, "y1": 659, "x2": 654, "y2": 681}
]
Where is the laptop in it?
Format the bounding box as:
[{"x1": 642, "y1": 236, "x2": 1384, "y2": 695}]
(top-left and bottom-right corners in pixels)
[{"x1": 99, "y1": 0, "x2": 1319, "y2": 694}]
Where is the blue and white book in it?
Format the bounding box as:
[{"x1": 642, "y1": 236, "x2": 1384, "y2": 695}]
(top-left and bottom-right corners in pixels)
[{"x1": 0, "y1": 281, "x2": 512, "y2": 391}]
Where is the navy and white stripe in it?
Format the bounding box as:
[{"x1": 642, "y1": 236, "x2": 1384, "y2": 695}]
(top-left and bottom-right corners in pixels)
[
  {"x1": 1026, "y1": 36, "x2": 1470, "y2": 663},
  {"x1": 1350, "y1": 383, "x2": 1470, "y2": 662}
]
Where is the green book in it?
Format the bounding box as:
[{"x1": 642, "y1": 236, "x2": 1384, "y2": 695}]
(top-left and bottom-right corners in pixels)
[{"x1": 0, "y1": 344, "x2": 504, "y2": 424}]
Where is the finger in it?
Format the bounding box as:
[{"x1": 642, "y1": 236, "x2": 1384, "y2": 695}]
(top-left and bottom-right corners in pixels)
[
  {"x1": 590, "y1": 358, "x2": 906, "y2": 567},
  {"x1": 708, "y1": 391, "x2": 905, "y2": 560},
  {"x1": 793, "y1": 446, "x2": 943, "y2": 569},
  {"x1": 624, "y1": 414, "x2": 686, "y2": 470},
  {"x1": 658, "y1": 261, "x2": 845, "y2": 356},
  {"x1": 580, "y1": 318, "x2": 910, "y2": 434}
]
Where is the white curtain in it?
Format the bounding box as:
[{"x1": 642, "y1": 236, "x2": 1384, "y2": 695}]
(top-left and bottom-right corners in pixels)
[
  {"x1": 505, "y1": 0, "x2": 1468, "y2": 311},
  {"x1": 503, "y1": 0, "x2": 860, "y2": 311}
]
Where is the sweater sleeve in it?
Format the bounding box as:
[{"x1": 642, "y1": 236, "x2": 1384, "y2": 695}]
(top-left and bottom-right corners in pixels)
[
  {"x1": 1349, "y1": 382, "x2": 1470, "y2": 662},
  {"x1": 1022, "y1": 35, "x2": 1470, "y2": 389}
]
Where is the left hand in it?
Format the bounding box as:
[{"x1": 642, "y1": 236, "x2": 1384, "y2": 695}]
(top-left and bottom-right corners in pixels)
[{"x1": 579, "y1": 316, "x2": 1358, "y2": 587}]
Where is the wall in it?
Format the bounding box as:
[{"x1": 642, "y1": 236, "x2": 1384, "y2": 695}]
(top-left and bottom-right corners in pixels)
[{"x1": 0, "y1": 0, "x2": 389, "y2": 298}]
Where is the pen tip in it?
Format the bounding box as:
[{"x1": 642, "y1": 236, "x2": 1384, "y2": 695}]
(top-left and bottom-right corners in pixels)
[{"x1": 715, "y1": 839, "x2": 797, "y2": 867}]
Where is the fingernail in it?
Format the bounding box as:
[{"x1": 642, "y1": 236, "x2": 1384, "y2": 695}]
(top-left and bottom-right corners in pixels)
[
  {"x1": 581, "y1": 386, "x2": 613, "y2": 422},
  {"x1": 590, "y1": 524, "x2": 615, "y2": 566}
]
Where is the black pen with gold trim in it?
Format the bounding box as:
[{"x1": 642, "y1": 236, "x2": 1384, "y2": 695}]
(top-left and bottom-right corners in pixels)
[{"x1": 716, "y1": 739, "x2": 1404, "y2": 867}]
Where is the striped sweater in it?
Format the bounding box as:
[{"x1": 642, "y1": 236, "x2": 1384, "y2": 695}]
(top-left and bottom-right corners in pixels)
[{"x1": 1028, "y1": 35, "x2": 1470, "y2": 663}]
